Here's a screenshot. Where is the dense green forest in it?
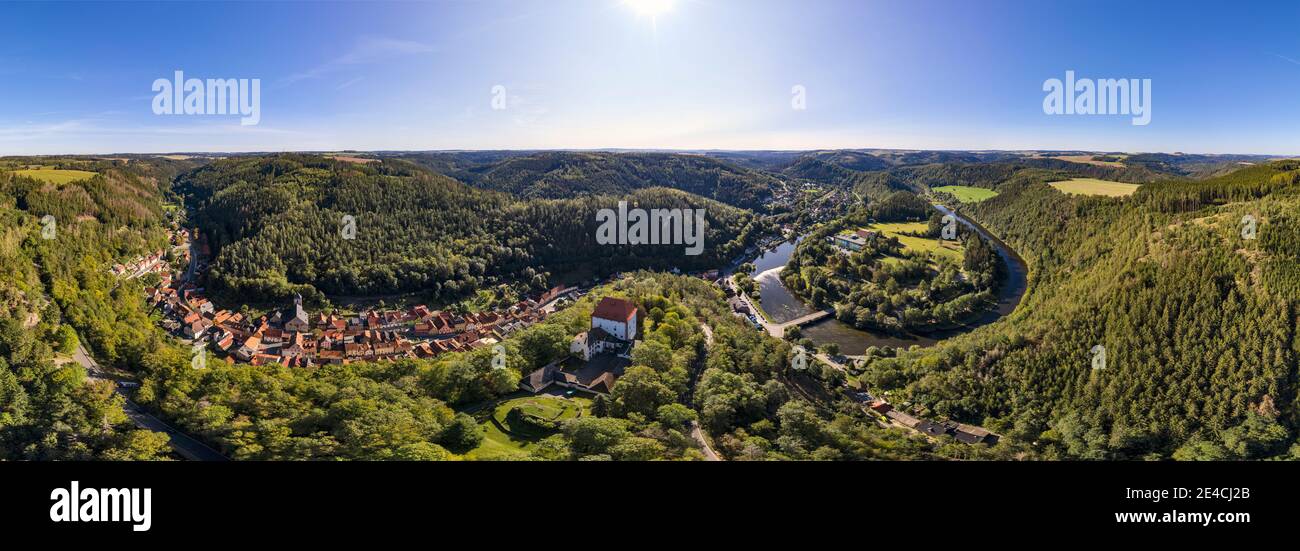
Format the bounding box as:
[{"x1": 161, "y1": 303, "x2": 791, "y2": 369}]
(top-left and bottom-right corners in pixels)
[
  {"x1": 178, "y1": 155, "x2": 769, "y2": 306},
  {"x1": 0, "y1": 161, "x2": 191, "y2": 460},
  {"x1": 861, "y1": 161, "x2": 1300, "y2": 459},
  {"x1": 402, "y1": 151, "x2": 784, "y2": 211}
]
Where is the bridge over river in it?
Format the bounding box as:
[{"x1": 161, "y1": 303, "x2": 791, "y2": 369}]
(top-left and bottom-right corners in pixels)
[{"x1": 767, "y1": 309, "x2": 833, "y2": 337}]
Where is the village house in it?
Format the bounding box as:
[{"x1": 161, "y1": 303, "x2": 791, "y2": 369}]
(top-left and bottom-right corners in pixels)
[{"x1": 235, "y1": 334, "x2": 262, "y2": 362}]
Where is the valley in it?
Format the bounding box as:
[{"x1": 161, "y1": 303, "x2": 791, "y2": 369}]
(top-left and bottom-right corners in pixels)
[{"x1": 1, "y1": 148, "x2": 1296, "y2": 462}]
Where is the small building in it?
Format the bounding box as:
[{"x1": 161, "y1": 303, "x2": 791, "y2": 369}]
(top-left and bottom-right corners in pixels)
[
  {"x1": 183, "y1": 319, "x2": 211, "y2": 340},
  {"x1": 854, "y1": 229, "x2": 877, "y2": 240},
  {"x1": 831, "y1": 233, "x2": 867, "y2": 251},
  {"x1": 235, "y1": 334, "x2": 262, "y2": 362},
  {"x1": 954, "y1": 424, "x2": 998, "y2": 445},
  {"x1": 570, "y1": 327, "x2": 624, "y2": 361}
]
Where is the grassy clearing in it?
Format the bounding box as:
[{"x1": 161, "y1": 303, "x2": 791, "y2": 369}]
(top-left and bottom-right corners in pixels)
[
  {"x1": 933, "y1": 185, "x2": 999, "y2": 203},
  {"x1": 12, "y1": 168, "x2": 98, "y2": 185},
  {"x1": 1049, "y1": 178, "x2": 1141, "y2": 197},
  {"x1": 466, "y1": 394, "x2": 592, "y2": 460},
  {"x1": 868, "y1": 221, "x2": 964, "y2": 264}
]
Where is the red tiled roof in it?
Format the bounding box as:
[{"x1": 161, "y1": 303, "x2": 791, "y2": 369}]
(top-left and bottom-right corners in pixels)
[{"x1": 592, "y1": 297, "x2": 637, "y2": 322}]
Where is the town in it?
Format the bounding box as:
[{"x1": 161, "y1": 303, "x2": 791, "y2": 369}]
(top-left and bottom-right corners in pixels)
[{"x1": 140, "y1": 226, "x2": 579, "y2": 369}]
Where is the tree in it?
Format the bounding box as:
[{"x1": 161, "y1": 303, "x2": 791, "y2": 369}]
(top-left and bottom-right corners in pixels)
[
  {"x1": 631, "y1": 340, "x2": 673, "y2": 373},
  {"x1": 393, "y1": 442, "x2": 454, "y2": 461},
  {"x1": 591, "y1": 394, "x2": 610, "y2": 417},
  {"x1": 439, "y1": 413, "x2": 484, "y2": 453},
  {"x1": 609, "y1": 436, "x2": 666, "y2": 461},
  {"x1": 55, "y1": 325, "x2": 79, "y2": 355},
  {"x1": 562, "y1": 416, "x2": 630, "y2": 456},
  {"x1": 1221, "y1": 413, "x2": 1289, "y2": 459},
  {"x1": 1171, "y1": 437, "x2": 1229, "y2": 461},
  {"x1": 610, "y1": 366, "x2": 675, "y2": 418},
  {"x1": 656, "y1": 403, "x2": 697, "y2": 428}
]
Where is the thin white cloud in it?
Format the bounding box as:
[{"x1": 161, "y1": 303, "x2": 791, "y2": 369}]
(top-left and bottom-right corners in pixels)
[
  {"x1": 281, "y1": 36, "x2": 435, "y2": 86},
  {"x1": 1271, "y1": 53, "x2": 1300, "y2": 66}
]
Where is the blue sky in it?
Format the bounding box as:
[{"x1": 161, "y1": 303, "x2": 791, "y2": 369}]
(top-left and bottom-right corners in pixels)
[{"x1": 3, "y1": 0, "x2": 1300, "y2": 155}]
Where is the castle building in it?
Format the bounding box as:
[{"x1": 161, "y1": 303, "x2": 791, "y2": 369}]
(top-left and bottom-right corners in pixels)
[{"x1": 590, "y1": 297, "x2": 637, "y2": 341}]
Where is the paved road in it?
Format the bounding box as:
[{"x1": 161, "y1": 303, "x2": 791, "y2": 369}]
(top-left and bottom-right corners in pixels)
[
  {"x1": 73, "y1": 341, "x2": 228, "y2": 462},
  {"x1": 726, "y1": 278, "x2": 784, "y2": 338},
  {"x1": 689, "y1": 421, "x2": 722, "y2": 461}
]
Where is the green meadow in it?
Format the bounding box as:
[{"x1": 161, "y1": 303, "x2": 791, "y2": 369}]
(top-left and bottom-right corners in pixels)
[
  {"x1": 13, "y1": 168, "x2": 99, "y2": 185},
  {"x1": 933, "y1": 185, "x2": 999, "y2": 203},
  {"x1": 1048, "y1": 178, "x2": 1141, "y2": 197}
]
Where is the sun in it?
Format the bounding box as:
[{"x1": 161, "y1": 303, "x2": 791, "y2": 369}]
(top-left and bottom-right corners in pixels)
[{"x1": 624, "y1": 0, "x2": 675, "y2": 18}]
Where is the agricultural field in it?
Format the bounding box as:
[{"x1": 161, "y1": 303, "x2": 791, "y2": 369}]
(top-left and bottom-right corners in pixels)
[
  {"x1": 1048, "y1": 154, "x2": 1127, "y2": 167},
  {"x1": 932, "y1": 185, "x2": 999, "y2": 203},
  {"x1": 869, "y1": 221, "x2": 963, "y2": 264},
  {"x1": 12, "y1": 168, "x2": 98, "y2": 185},
  {"x1": 466, "y1": 393, "x2": 592, "y2": 460},
  {"x1": 1048, "y1": 177, "x2": 1141, "y2": 197}
]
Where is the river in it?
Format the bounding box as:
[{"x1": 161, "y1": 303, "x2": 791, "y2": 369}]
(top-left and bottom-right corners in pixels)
[{"x1": 747, "y1": 204, "x2": 1028, "y2": 355}]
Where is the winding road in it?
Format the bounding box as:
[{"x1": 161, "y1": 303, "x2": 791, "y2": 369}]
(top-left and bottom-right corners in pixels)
[
  {"x1": 74, "y1": 340, "x2": 228, "y2": 462},
  {"x1": 687, "y1": 323, "x2": 722, "y2": 461}
]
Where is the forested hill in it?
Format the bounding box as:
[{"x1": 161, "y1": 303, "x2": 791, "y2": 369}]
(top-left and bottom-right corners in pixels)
[
  {"x1": 0, "y1": 160, "x2": 193, "y2": 459},
  {"x1": 400, "y1": 151, "x2": 783, "y2": 211},
  {"x1": 865, "y1": 161, "x2": 1300, "y2": 460},
  {"x1": 177, "y1": 155, "x2": 767, "y2": 306}
]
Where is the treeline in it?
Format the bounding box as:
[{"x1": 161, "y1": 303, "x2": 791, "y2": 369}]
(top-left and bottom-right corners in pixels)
[
  {"x1": 848, "y1": 158, "x2": 1170, "y2": 202},
  {"x1": 177, "y1": 155, "x2": 768, "y2": 307},
  {"x1": 862, "y1": 161, "x2": 1300, "y2": 459},
  {"x1": 1135, "y1": 161, "x2": 1300, "y2": 213}
]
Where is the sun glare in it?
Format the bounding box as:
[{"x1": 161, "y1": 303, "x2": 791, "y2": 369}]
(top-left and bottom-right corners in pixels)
[{"x1": 625, "y1": 0, "x2": 675, "y2": 18}]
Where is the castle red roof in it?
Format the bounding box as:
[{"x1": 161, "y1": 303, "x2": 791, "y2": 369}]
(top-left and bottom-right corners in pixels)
[{"x1": 592, "y1": 297, "x2": 637, "y2": 322}]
